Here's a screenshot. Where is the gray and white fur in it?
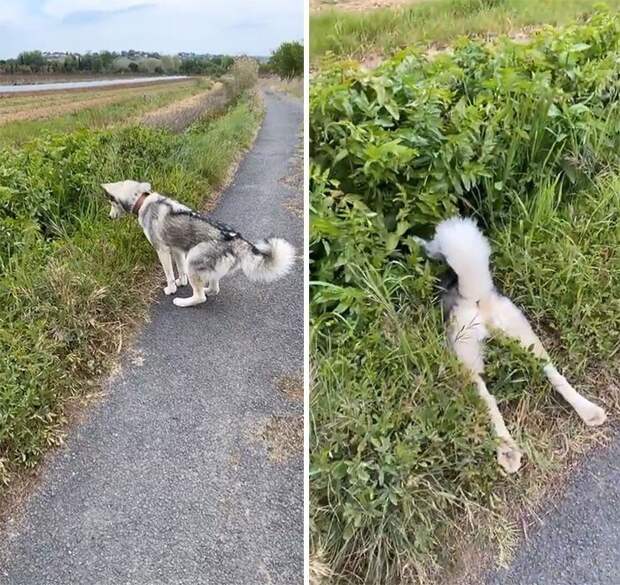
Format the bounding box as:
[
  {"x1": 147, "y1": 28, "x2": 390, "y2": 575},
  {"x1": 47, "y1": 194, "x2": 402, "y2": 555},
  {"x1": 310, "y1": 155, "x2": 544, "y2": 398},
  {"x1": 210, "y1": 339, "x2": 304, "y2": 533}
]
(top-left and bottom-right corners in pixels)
[
  {"x1": 102, "y1": 180, "x2": 295, "y2": 307},
  {"x1": 415, "y1": 217, "x2": 606, "y2": 473}
]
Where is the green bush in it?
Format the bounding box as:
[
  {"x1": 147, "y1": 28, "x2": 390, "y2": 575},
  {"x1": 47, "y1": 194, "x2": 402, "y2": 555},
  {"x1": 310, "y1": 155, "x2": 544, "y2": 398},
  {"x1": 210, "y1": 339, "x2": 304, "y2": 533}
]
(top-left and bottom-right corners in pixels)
[
  {"x1": 269, "y1": 41, "x2": 304, "y2": 79},
  {"x1": 311, "y1": 9, "x2": 620, "y2": 303}
]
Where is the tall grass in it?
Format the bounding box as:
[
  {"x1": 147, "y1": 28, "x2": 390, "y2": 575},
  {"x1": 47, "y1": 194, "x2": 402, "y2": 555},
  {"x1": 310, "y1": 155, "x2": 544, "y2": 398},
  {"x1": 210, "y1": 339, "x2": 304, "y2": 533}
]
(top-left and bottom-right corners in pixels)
[
  {"x1": 0, "y1": 93, "x2": 263, "y2": 489},
  {"x1": 310, "y1": 0, "x2": 620, "y2": 61}
]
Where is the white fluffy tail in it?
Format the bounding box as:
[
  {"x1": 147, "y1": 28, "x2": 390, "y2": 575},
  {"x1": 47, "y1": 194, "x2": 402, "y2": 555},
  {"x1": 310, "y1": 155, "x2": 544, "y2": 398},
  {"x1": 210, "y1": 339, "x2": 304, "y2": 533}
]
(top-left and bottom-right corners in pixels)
[
  {"x1": 429, "y1": 217, "x2": 494, "y2": 301},
  {"x1": 242, "y1": 237, "x2": 295, "y2": 282}
]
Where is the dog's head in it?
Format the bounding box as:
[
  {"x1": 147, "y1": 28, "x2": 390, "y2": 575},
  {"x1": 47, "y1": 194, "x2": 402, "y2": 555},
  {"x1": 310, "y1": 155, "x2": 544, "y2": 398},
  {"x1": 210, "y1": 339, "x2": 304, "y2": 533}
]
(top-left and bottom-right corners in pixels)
[{"x1": 101, "y1": 180, "x2": 152, "y2": 219}]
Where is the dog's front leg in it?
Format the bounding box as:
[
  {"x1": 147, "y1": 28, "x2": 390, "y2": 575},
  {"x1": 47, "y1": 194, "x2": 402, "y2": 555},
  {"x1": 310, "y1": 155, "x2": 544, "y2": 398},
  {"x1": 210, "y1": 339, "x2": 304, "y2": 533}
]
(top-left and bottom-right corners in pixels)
[{"x1": 156, "y1": 248, "x2": 177, "y2": 295}]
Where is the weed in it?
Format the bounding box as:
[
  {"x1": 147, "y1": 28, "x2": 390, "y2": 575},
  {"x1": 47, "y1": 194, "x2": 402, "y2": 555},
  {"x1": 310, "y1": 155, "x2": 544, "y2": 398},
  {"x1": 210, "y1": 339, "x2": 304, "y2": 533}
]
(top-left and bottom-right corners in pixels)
[{"x1": 310, "y1": 0, "x2": 620, "y2": 62}]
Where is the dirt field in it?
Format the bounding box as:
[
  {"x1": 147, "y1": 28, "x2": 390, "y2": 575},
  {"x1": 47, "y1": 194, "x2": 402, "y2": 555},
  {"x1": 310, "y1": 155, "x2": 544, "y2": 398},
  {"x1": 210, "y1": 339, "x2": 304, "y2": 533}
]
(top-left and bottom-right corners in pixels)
[
  {"x1": 0, "y1": 79, "x2": 206, "y2": 125},
  {"x1": 311, "y1": 0, "x2": 420, "y2": 12},
  {"x1": 139, "y1": 81, "x2": 230, "y2": 131}
]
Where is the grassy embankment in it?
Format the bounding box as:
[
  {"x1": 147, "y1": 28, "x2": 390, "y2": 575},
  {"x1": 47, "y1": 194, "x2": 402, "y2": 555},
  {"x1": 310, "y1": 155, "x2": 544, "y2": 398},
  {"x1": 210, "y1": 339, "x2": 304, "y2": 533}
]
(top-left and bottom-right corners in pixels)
[
  {"x1": 310, "y1": 9, "x2": 620, "y2": 584},
  {"x1": 310, "y1": 0, "x2": 620, "y2": 62},
  {"x1": 0, "y1": 70, "x2": 262, "y2": 492}
]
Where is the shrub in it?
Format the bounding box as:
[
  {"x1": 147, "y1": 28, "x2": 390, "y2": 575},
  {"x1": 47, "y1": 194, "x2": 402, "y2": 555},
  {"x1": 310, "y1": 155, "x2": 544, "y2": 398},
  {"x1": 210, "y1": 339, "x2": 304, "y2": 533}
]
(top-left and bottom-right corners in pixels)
[
  {"x1": 269, "y1": 41, "x2": 304, "y2": 79},
  {"x1": 310, "y1": 9, "x2": 620, "y2": 302},
  {"x1": 0, "y1": 95, "x2": 263, "y2": 488},
  {"x1": 222, "y1": 57, "x2": 259, "y2": 99}
]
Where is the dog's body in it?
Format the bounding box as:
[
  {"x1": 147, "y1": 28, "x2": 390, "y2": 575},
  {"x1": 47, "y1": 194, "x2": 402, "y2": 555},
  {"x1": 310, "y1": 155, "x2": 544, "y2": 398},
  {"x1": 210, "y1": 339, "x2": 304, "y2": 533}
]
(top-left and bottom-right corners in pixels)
[
  {"x1": 102, "y1": 180, "x2": 295, "y2": 307},
  {"x1": 416, "y1": 217, "x2": 606, "y2": 473}
]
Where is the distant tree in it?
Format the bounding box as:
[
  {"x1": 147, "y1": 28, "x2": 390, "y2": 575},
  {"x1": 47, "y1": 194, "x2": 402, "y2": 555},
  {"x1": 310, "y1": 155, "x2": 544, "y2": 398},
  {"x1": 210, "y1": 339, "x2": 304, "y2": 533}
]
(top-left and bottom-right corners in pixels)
[
  {"x1": 0, "y1": 49, "x2": 242, "y2": 77},
  {"x1": 268, "y1": 41, "x2": 303, "y2": 79},
  {"x1": 63, "y1": 55, "x2": 78, "y2": 73},
  {"x1": 100, "y1": 51, "x2": 115, "y2": 70},
  {"x1": 160, "y1": 55, "x2": 180, "y2": 73},
  {"x1": 112, "y1": 56, "x2": 132, "y2": 72},
  {"x1": 139, "y1": 57, "x2": 163, "y2": 73}
]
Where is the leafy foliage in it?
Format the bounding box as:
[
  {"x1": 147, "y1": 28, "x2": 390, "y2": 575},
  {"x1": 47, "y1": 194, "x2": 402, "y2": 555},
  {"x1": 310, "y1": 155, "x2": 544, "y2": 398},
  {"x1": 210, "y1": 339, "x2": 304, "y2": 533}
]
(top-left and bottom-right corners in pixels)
[
  {"x1": 268, "y1": 41, "x2": 304, "y2": 79},
  {"x1": 311, "y1": 9, "x2": 620, "y2": 304},
  {"x1": 310, "y1": 11, "x2": 620, "y2": 583}
]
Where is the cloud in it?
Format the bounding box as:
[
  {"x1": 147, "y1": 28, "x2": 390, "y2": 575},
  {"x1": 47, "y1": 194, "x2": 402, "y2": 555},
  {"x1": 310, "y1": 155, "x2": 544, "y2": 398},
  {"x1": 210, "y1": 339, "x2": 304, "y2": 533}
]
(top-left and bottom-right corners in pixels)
[
  {"x1": 61, "y1": 4, "x2": 156, "y2": 25},
  {"x1": 0, "y1": 0, "x2": 303, "y2": 58},
  {"x1": 0, "y1": 0, "x2": 28, "y2": 27},
  {"x1": 43, "y1": 0, "x2": 156, "y2": 19}
]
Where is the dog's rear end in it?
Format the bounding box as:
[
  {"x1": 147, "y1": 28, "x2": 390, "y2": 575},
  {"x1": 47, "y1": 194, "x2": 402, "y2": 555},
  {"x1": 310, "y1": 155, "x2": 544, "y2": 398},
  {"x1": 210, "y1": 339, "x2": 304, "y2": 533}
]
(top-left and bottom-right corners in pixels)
[
  {"x1": 176, "y1": 232, "x2": 295, "y2": 307},
  {"x1": 101, "y1": 180, "x2": 295, "y2": 308},
  {"x1": 418, "y1": 217, "x2": 606, "y2": 473}
]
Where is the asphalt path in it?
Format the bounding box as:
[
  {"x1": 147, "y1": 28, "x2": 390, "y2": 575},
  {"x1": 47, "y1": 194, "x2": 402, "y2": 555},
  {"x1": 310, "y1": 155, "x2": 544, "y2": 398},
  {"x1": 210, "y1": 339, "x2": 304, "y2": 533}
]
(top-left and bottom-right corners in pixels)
[{"x1": 486, "y1": 432, "x2": 620, "y2": 585}]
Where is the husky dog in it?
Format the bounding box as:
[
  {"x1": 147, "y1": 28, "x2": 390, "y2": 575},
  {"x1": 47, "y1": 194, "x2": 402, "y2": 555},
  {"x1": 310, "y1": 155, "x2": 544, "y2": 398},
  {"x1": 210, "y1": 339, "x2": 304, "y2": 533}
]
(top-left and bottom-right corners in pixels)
[
  {"x1": 415, "y1": 217, "x2": 606, "y2": 473},
  {"x1": 101, "y1": 180, "x2": 295, "y2": 307}
]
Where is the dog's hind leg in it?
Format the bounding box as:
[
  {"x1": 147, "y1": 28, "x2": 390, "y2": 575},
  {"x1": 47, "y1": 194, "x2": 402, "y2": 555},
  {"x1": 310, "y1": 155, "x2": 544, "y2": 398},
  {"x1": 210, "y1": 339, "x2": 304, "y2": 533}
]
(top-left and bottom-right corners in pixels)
[
  {"x1": 172, "y1": 250, "x2": 188, "y2": 287},
  {"x1": 156, "y1": 248, "x2": 177, "y2": 295},
  {"x1": 490, "y1": 295, "x2": 606, "y2": 427},
  {"x1": 449, "y1": 306, "x2": 523, "y2": 473},
  {"x1": 205, "y1": 278, "x2": 220, "y2": 296},
  {"x1": 173, "y1": 270, "x2": 206, "y2": 307}
]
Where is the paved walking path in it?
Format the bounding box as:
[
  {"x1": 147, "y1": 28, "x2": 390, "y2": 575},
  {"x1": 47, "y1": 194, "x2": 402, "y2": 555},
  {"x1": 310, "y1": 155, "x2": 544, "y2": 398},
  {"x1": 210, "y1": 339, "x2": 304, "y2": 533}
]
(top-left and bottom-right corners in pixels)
[
  {"x1": 486, "y1": 432, "x2": 620, "y2": 585},
  {"x1": 0, "y1": 90, "x2": 304, "y2": 585}
]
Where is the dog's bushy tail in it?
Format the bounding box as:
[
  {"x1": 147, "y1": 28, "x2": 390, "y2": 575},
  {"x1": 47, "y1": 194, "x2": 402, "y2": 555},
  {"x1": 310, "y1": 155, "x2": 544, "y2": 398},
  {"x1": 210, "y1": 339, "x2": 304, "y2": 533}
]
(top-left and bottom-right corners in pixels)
[
  {"x1": 431, "y1": 217, "x2": 494, "y2": 301},
  {"x1": 241, "y1": 237, "x2": 295, "y2": 282}
]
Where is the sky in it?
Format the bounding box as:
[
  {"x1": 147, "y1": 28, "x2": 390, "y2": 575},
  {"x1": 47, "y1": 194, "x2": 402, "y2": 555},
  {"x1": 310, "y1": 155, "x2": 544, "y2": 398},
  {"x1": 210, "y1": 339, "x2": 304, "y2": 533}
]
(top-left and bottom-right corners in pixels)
[{"x1": 0, "y1": 0, "x2": 304, "y2": 59}]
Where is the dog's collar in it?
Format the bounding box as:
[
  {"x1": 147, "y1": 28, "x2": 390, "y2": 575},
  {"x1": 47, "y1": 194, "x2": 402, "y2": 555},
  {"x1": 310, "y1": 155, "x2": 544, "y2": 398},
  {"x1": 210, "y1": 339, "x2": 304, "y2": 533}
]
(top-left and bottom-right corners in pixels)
[{"x1": 131, "y1": 192, "x2": 152, "y2": 216}]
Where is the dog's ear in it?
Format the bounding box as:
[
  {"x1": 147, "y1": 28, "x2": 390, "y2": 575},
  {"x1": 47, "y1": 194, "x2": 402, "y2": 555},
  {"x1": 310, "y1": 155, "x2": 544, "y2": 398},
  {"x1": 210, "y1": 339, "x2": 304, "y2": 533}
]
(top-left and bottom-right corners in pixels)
[
  {"x1": 413, "y1": 235, "x2": 445, "y2": 261},
  {"x1": 138, "y1": 182, "x2": 152, "y2": 194},
  {"x1": 101, "y1": 183, "x2": 114, "y2": 198}
]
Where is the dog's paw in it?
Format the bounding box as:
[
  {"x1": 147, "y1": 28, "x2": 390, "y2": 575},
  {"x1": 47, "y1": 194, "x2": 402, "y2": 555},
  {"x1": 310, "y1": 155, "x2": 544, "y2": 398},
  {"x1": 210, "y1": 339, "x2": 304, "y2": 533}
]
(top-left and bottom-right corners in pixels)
[
  {"x1": 577, "y1": 402, "x2": 607, "y2": 427},
  {"x1": 205, "y1": 286, "x2": 219, "y2": 296},
  {"x1": 497, "y1": 440, "x2": 523, "y2": 474},
  {"x1": 164, "y1": 283, "x2": 177, "y2": 295},
  {"x1": 173, "y1": 295, "x2": 206, "y2": 307},
  {"x1": 175, "y1": 276, "x2": 188, "y2": 287}
]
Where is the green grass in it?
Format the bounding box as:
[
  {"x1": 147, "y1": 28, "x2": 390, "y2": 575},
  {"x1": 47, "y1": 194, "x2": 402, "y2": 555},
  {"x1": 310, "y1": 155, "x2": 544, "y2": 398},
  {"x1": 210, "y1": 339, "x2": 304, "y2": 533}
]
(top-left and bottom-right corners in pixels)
[
  {"x1": 311, "y1": 179, "x2": 619, "y2": 583},
  {"x1": 0, "y1": 92, "x2": 263, "y2": 489},
  {"x1": 0, "y1": 78, "x2": 211, "y2": 147},
  {"x1": 310, "y1": 0, "x2": 620, "y2": 62},
  {"x1": 310, "y1": 10, "x2": 620, "y2": 583}
]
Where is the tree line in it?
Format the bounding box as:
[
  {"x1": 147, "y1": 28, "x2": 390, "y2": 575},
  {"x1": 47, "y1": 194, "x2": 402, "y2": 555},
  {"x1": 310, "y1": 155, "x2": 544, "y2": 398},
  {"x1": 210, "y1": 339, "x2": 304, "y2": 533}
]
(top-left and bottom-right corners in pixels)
[
  {"x1": 0, "y1": 41, "x2": 304, "y2": 79},
  {"x1": 0, "y1": 50, "x2": 235, "y2": 76}
]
